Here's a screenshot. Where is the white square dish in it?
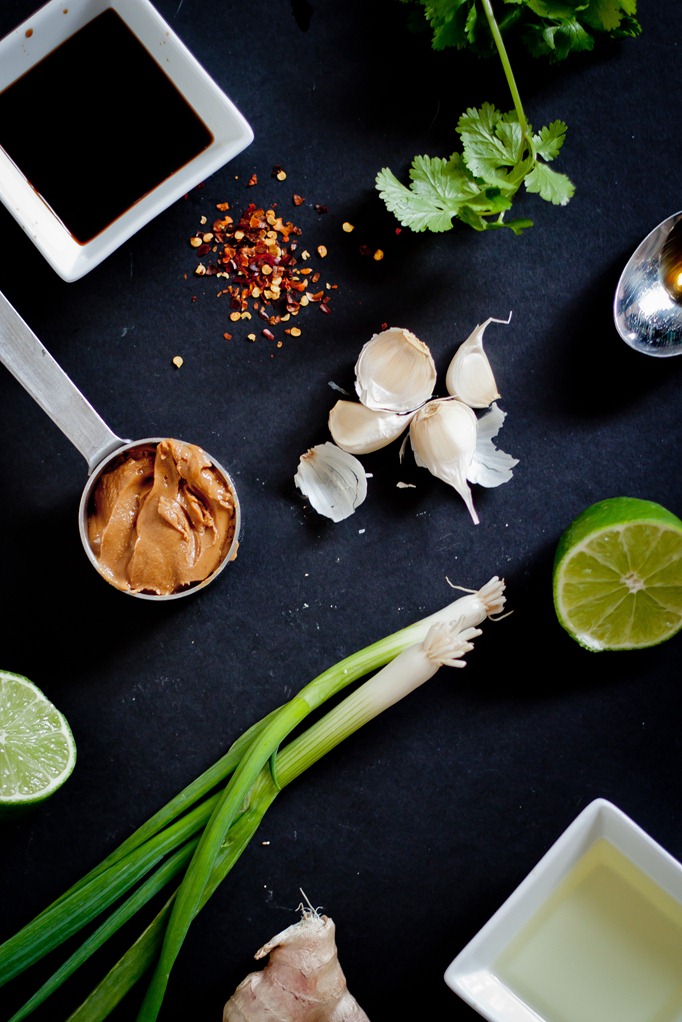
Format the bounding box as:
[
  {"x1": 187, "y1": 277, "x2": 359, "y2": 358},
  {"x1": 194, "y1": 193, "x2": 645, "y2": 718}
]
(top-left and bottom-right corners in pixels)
[
  {"x1": 0, "y1": 0, "x2": 253, "y2": 281},
  {"x1": 444, "y1": 798, "x2": 682, "y2": 1022}
]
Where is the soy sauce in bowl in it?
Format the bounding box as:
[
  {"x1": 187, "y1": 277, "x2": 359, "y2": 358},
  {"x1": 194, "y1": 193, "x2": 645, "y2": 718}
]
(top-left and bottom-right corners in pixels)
[{"x1": 0, "y1": 8, "x2": 213, "y2": 243}]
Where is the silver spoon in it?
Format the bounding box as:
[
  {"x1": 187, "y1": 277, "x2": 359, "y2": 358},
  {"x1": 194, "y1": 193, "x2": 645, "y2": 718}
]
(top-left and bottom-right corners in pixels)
[
  {"x1": 614, "y1": 210, "x2": 682, "y2": 356},
  {"x1": 0, "y1": 290, "x2": 240, "y2": 600}
]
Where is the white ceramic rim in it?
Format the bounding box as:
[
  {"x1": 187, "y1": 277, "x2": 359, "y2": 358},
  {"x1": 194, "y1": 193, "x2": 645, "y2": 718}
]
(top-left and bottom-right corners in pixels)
[
  {"x1": 443, "y1": 798, "x2": 682, "y2": 1022},
  {"x1": 0, "y1": 0, "x2": 253, "y2": 281}
]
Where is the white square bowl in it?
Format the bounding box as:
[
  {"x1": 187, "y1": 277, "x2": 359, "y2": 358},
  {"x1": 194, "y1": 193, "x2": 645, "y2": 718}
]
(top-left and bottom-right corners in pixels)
[
  {"x1": 445, "y1": 799, "x2": 682, "y2": 1022},
  {"x1": 0, "y1": 0, "x2": 253, "y2": 281}
]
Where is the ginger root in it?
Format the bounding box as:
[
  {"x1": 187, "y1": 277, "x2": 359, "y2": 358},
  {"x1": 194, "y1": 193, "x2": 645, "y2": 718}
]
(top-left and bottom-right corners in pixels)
[{"x1": 223, "y1": 906, "x2": 370, "y2": 1022}]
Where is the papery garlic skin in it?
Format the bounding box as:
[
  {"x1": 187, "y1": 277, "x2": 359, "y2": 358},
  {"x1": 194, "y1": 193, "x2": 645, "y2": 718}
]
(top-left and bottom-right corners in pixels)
[
  {"x1": 328, "y1": 399, "x2": 414, "y2": 455},
  {"x1": 294, "y1": 442, "x2": 367, "y2": 522},
  {"x1": 467, "y1": 402, "x2": 519, "y2": 488},
  {"x1": 355, "y1": 326, "x2": 437, "y2": 413},
  {"x1": 409, "y1": 397, "x2": 480, "y2": 524},
  {"x1": 445, "y1": 316, "x2": 509, "y2": 408}
]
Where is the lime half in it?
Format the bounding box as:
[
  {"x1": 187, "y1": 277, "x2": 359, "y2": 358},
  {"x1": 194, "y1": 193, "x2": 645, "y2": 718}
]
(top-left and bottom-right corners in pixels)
[
  {"x1": 553, "y1": 497, "x2": 682, "y2": 651},
  {"x1": 0, "y1": 670, "x2": 76, "y2": 811}
]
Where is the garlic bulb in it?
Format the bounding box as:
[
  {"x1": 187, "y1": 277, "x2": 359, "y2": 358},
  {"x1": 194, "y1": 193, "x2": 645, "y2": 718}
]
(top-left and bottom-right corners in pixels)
[
  {"x1": 468, "y1": 402, "x2": 519, "y2": 487},
  {"x1": 329, "y1": 399, "x2": 414, "y2": 455},
  {"x1": 409, "y1": 398, "x2": 480, "y2": 524},
  {"x1": 355, "y1": 326, "x2": 436, "y2": 413},
  {"x1": 294, "y1": 442, "x2": 367, "y2": 522},
  {"x1": 445, "y1": 316, "x2": 509, "y2": 408}
]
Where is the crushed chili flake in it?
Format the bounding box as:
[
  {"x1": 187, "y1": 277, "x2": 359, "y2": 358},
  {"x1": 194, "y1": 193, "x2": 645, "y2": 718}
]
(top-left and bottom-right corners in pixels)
[
  {"x1": 188, "y1": 197, "x2": 336, "y2": 343},
  {"x1": 292, "y1": 194, "x2": 305, "y2": 206},
  {"x1": 247, "y1": 174, "x2": 258, "y2": 187}
]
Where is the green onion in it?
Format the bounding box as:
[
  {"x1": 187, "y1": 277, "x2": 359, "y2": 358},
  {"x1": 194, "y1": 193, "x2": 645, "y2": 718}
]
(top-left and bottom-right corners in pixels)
[{"x1": 0, "y1": 578, "x2": 506, "y2": 1022}]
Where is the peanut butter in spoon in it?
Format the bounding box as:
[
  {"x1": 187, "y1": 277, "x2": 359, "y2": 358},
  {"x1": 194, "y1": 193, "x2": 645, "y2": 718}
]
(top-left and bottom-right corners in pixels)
[{"x1": 87, "y1": 439, "x2": 238, "y2": 595}]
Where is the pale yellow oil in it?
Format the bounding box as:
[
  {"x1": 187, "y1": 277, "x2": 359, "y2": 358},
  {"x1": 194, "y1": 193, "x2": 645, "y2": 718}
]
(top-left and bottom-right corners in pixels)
[{"x1": 494, "y1": 838, "x2": 682, "y2": 1022}]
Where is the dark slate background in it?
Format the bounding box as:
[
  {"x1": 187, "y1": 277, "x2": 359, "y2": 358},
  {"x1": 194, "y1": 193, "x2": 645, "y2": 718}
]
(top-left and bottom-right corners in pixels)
[{"x1": 0, "y1": 1, "x2": 681, "y2": 1020}]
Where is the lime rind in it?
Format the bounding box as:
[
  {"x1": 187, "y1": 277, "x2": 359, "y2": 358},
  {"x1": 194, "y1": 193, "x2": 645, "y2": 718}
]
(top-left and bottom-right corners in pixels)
[
  {"x1": 0, "y1": 671, "x2": 76, "y2": 807},
  {"x1": 553, "y1": 498, "x2": 682, "y2": 652}
]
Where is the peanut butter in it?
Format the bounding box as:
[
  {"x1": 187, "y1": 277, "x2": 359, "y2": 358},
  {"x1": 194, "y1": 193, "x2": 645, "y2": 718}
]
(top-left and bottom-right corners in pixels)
[{"x1": 86, "y1": 439, "x2": 238, "y2": 595}]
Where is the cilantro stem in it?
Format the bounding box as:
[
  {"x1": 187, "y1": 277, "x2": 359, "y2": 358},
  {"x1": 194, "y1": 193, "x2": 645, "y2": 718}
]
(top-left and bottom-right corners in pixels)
[
  {"x1": 479, "y1": 0, "x2": 529, "y2": 141},
  {"x1": 478, "y1": 0, "x2": 531, "y2": 149}
]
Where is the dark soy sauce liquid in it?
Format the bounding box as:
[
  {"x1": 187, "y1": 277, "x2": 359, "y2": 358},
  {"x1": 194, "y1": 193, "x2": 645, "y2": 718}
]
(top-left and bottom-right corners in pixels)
[{"x1": 0, "y1": 9, "x2": 214, "y2": 243}]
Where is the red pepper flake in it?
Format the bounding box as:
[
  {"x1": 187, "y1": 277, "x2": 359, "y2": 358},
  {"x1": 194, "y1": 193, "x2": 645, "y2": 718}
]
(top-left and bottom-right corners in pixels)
[
  {"x1": 247, "y1": 173, "x2": 258, "y2": 187},
  {"x1": 188, "y1": 194, "x2": 336, "y2": 342},
  {"x1": 292, "y1": 194, "x2": 305, "y2": 206},
  {"x1": 314, "y1": 204, "x2": 328, "y2": 215}
]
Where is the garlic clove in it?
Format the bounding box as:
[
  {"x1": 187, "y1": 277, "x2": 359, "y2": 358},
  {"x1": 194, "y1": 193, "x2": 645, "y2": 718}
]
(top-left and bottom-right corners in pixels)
[
  {"x1": 445, "y1": 315, "x2": 510, "y2": 408},
  {"x1": 355, "y1": 326, "x2": 437, "y2": 413},
  {"x1": 467, "y1": 402, "x2": 519, "y2": 487},
  {"x1": 328, "y1": 399, "x2": 414, "y2": 455},
  {"x1": 409, "y1": 397, "x2": 480, "y2": 524},
  {"x1": 294, "y1": 442, "x2": 367, "y2": 522}
]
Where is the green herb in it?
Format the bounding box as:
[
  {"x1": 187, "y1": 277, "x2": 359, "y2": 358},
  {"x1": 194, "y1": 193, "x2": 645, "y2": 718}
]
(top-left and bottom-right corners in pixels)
[
  {"x1": 403, "y1": 0, "x2": 640, "y2": 60},
  {"x1": 376, "y1": 0, "x2": 639, "y2": 233},
  {"x1": 0, "y1": 579, "x2": 507, "y2": 1022}
]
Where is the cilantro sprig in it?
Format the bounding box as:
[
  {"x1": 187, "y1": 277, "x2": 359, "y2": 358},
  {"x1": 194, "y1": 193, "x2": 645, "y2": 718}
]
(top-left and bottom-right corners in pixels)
[
  {"x1": 377, "y1": 105, "x2": 573, "y2": 234},
  {"x1": 406, "y1": 0, "x2": 640, "y2": 61},
  {"x1": 376, "y1": 0, "x2": 639, "y2": 234}
]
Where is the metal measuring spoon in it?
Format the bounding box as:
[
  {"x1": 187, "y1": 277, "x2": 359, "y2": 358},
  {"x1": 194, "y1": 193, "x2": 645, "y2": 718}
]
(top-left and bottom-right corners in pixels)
[
  {"x1": 0, "y1": 290, "x2": 240, "y2": 600},
  {"x1": 613, "y1": 210, "x2": 682, "y2": 356}
]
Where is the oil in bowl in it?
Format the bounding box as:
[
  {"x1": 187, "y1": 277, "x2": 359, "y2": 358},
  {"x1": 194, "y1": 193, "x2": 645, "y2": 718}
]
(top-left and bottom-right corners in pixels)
[{"x1": 445, "y1": 800, "x2": 682, "y2": 1022}]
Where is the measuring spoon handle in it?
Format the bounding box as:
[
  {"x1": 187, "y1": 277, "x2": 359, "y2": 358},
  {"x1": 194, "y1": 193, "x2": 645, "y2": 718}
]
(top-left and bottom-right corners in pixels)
[{"x1": 0, "y1": 290, "x2": 127, "y2": 474}]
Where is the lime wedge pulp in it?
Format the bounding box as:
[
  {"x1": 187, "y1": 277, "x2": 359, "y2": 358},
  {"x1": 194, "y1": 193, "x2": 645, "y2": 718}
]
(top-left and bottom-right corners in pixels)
[
  {"x1": 0, "y1": 670, "x2": 76, "y2": 809},
  {"x1": 552, "y1": 497, "x2": 682, "y2": 651}
]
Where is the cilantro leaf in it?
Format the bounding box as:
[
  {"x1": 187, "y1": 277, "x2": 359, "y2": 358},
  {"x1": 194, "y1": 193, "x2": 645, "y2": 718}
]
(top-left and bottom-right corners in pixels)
[
  {"x1": 401, "y1": 0, "x2": 641, "y2": 58},
  {"x1": 376, "y1": 104, "x2": 574, "y2": 233},
  {"x1": 524, "y1": 162, "x2": 575, "y2": 205},
  {"x1": 532, "y1": 120, "x2": 568, "y2": 161},
  {"x1": 460, "y1": 111, "x2": 528, "y2": 186},
  {"x1": 376, "y1": 157, "x2": 473, "y2": 233},
  {"x1": 523, "y1": 18, "x2": 595, "y2": 60},
  {"x1": 376, "y1": 152, "x2": 527, "y2": 233}
]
